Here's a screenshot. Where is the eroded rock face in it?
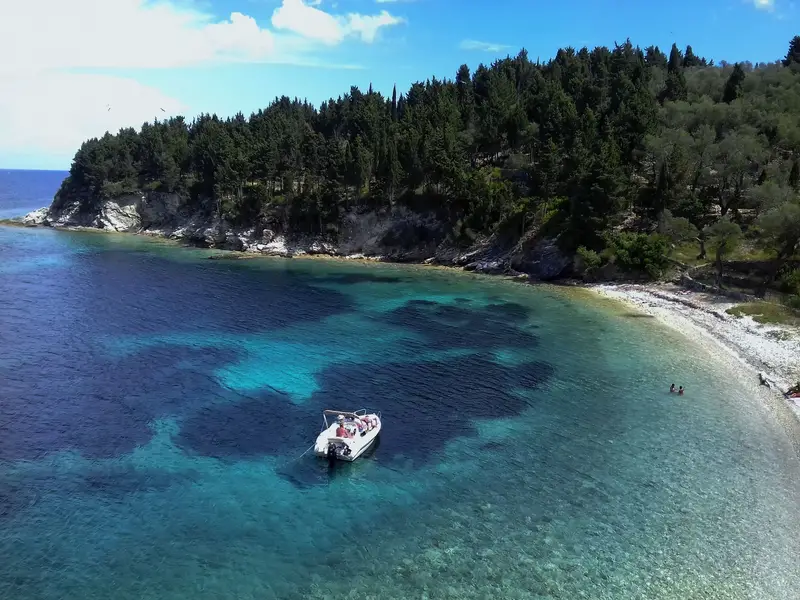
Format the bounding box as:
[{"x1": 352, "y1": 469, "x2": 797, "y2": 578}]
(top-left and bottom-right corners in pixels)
[
  {"x1": 510, "y1": 239, "x2": 571, "y2": 280},
  {"x1": 21, "y1": 207, "x2": 49, "y2": 225},
  {"x1": 44, "y1": 192, "x2": 187, "y2": 233},
  {"x1": 223, "y1": 233, "x2": 244, "y2": 251},
  {"x1": 37, "y1": 191, "x2": 573, "y2": 280},
  {"x1": 94, "y1": 195, "x2": 142, "y2": 231},
  {"x1": 464, "y1": 260, "x2": 507, "y2": 275},
  {"x1": 47, "y1": 200, "x2": 94, "y2": 227},
  {"x1": 138, "y1": 193, "x2": 183, "y2": 229}
]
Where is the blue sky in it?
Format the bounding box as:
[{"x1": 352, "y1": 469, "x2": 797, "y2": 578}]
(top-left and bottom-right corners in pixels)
[{"x1": 0, "y1": 0, "x2": 797, "y2": 170}]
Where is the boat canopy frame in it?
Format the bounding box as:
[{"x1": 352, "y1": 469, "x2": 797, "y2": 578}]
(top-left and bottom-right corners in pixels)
[{"x1": 322, "y1": 409, "x2": 379, "y2": 428}]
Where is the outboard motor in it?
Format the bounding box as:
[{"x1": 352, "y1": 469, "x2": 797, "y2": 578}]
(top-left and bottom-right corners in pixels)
[{"x1": 327, "y1": 442, "x2": 338, "y2": 464}]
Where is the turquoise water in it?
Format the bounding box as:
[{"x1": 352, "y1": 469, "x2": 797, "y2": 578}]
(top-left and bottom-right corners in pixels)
[{"x1": 0, "y1": 222, "x2": 799, "y2": 599}]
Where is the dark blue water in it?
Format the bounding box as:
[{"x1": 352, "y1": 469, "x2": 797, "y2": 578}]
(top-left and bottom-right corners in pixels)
[
  {"x1": 1, "y1": 171, "x2": 799, "y2": 599},
  {"x1": 0, "y1": 169, "x2": 66, "y2": 219}
]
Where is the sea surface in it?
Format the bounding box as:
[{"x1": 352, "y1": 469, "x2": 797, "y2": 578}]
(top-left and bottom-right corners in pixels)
[
  {"x1": 0, "y1": 169, "x2": 67, "y2": 219},
  {"x1": 1, "y1": 170, "x2": 799, "y2": 599}
]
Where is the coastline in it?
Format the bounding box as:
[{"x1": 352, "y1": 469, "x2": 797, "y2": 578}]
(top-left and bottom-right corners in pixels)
[
  {"x1": 581, "y1": 282, "x2": 800, "y2": 421},
  {"x1": 4, "y1": 216, "x2": 799, "y2": 424}
]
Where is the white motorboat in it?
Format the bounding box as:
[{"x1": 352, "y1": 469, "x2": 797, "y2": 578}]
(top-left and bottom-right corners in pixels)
[{"x1": 314, "y1": 409, "x2": 381, "y2": 462}]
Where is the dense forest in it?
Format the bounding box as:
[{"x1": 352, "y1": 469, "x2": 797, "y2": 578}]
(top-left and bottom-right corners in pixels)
[{"x1": 56, "y1": 36, "x2": 800, "y2": 304}]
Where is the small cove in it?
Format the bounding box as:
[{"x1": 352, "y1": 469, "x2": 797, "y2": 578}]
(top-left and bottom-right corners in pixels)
[{"x1": 1, "y1": 223, "x2": 799, "y2": 599}]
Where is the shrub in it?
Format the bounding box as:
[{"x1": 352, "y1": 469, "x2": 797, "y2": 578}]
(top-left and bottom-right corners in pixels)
[
  {"x1": 605, "y1": 232, "x2": 671, "y2": 279},
  {"x1": 101, "y1": 179, "x2": 140, "y2": 198},
  {"x1": 659, "y1": 210, "x2": 698, "y2": 244},
  {"x1": 576, "y1": 246, "x2": 602, "y2": 274},
  {"x1": 779, "y1": 268, "x2": 800, "y2": 295}
]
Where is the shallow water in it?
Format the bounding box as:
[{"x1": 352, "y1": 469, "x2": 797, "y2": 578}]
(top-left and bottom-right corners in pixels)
[{"x1": 1, "y1": 218, "x2": 799, "y2": 598}]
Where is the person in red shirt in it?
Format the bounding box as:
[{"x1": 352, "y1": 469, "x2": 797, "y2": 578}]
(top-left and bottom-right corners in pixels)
[{"x1": 335, "y1": 415, "x2": 352, "y2": 438}]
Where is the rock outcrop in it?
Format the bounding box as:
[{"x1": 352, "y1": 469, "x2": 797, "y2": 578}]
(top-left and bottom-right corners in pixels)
[
  {"x1": 22, "y1": 191, "x2": 572, "y2": 281},
  {"x1": 510, "y1": 239, "x2": 571, "y2": 280},
  {"x1": 20, "y1": 207, "x2": 48, "y2": 226}
]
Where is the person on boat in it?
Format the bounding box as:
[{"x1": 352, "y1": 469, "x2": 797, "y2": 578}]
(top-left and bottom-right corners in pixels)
[
  {"x1": 335, "y1": 415, "x2": 352, "y2": 438},
  {"x1": 678, "y1": 386, "x2": 684, "y2": 396},
  {"x1": 669, "y1": 384, "x2": 675, "y2": 393}
]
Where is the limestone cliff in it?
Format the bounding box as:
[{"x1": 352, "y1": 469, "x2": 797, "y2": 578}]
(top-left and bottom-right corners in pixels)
[{"x1": 21, "y1": 191, "x2": 572, "y2": 280}]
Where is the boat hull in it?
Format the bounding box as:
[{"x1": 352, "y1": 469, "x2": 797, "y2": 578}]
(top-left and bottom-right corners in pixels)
[{"x1": 314, "y1": 413, "x2": 381, "y2": 462}]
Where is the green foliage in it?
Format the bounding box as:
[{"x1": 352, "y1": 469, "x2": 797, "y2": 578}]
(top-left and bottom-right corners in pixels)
[
  {"x1": 790, "y1": 160, "x2": 799, "y2": 191},
  {"x1": 779, "y1": 268, "x2": 800, "y2": 295},
  {"x1": 757, "y1": 202, "x2": 800, "y2": 260},
  {"x1": 705, "y1": 218, "x2": 743, "y2": 255},
  {"x1": 783, "y1": 36, "x2": 800, "y2": 68},
  {"x1": 604, "y1": 232, "x2": 671, "y2": 278},
  {"x1": 722, "y1": 63, "x2": 745, "y2": 104},
  {"x1": 575, "y1": 246, "x2": 602, "y2": 275},
  {"x1": 659, "y1": 210, "x2": 699, "y2": 243},
  {"x1": 56, "y1": 34, "x2": 800, "y2": 285},
  {"x1": 726, "y1": 302, "x2": 800, "y2": 326},
  {"x1": 705, "y1": 218, "x2": 743, "y2": 286}
]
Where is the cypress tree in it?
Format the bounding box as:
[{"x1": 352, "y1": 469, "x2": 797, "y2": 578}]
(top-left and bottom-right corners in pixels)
[
  {"x1": 661, "y1": 44, "x2": 688, "y2": 102},
  {"x1": 789, "y1": 160, "x2": 799, "y2": 191},
  {"x1": 782, "y1": 35, "x2": 800, "y2": 67},
  {"x1": 722, "y1": 63, "x2": 746, "y2": 104}
]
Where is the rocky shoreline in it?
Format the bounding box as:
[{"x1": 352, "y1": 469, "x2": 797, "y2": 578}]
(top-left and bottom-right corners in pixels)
[
  {"x1": 9, "y1": 195, "x2": 800, "y2": 424},
  {"x1": 587, "y1": 283, "x2": 800, "y2": 423},
  {"x1": 14, "y1": 192, "x2": 573, "y2": 280}
]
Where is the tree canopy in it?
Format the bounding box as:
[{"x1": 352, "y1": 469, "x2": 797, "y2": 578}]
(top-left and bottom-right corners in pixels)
[{"x1": 56, "y1": 36, "x2": 800, "y2": 298}]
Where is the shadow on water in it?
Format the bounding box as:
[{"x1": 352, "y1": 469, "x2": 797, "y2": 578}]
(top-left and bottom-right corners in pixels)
[
  {"x1": 177, "y1": 351, "x2": 554, "y2": 487},
  {"x1": 311, "y1": 273, "x2": 406, "y2": 286},
  {"x1": 0, "y1": 345, "x2": 243, "y2": 462},
  {"x1": 382, "y1": 299, "x2": 541, "y2": 351},
  {"x1": 2, "y1": 252, "x2": 556, "y2": 490}
]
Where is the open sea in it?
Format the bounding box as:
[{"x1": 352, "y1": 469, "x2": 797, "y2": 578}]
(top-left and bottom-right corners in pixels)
[{"x1": 1, "y1": 169, "x2": 799, "y2": 599}]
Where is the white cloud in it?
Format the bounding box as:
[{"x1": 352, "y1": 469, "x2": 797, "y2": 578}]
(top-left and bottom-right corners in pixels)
[
  {"x1": 348, "y1": 11, "x2": 405, "y2": 43},
  {"x1": 0, "y1": 73, "x2": 187, "y2": 162},
  {"x1": 0, "y1": 1, "x2": 278, "y2": 75},
  {"x1": 272, "y1": 0, "x2": 346, "y2": 44},
  {"x1": 459, "y1": 39, "x2": 511, "y2": 53},
  {"x1": 751, "y1": 0, "x2": 775, "y2": 9},
  {"x1": 271, "y1": 0, "x2": 404, "y2": 45},
  {"x1": 0, "y1": 0, "x2": 404, "y2": 167}
]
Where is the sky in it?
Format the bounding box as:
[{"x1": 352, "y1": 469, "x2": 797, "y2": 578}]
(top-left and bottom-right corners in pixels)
[{"x1": 0, "y1": 0, "x2": 797, "y2": 170}]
